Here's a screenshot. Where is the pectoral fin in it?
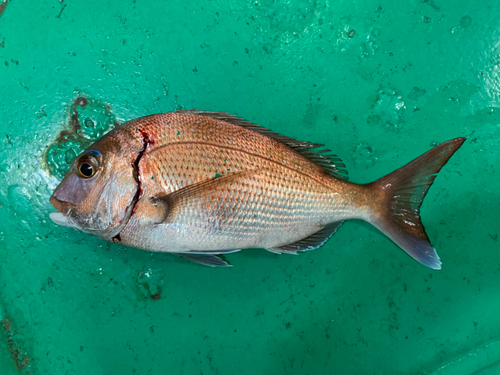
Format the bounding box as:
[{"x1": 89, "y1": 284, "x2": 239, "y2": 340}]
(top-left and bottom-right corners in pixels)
[
  {"x1": 132, "y1": 196, "x2": 170, "y2": 225},
  {"x1": 154, "y1": 169, "x2": 264, "y2": 224}
]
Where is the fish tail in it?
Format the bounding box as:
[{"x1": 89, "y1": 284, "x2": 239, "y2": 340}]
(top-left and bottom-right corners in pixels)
[{"x1": 367, "y1": 138, "x2": 465, "y2": 269}]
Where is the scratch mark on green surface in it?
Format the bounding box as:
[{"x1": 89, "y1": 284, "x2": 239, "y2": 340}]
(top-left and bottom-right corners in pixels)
[{"x1": 56, "y1": 3, "x2": 67, "y2": 19}]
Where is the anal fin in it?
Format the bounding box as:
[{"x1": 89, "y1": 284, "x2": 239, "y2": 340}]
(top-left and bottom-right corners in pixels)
[
  {"x1": 177, "y1": 253, "x2": 233, "y2": 267},
  {"x1": 268, "y1": 221, "x2": 344, "y2": 254}
]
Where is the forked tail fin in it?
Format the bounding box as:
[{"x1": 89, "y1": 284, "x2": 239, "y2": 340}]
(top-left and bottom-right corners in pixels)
[{"x1": 368, "y1": 138, "x2": 466, "y2": 269}]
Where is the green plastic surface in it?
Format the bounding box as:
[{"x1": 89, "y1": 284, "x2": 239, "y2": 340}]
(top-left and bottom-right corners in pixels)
[{"x1": 1, "y1": 0, "x2": 499, "y2": 374}]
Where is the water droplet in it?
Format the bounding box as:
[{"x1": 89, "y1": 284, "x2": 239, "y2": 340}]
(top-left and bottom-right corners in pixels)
[
  {"x1": 370, "y1": 86, "x2": 406, "y2": 130},
  {"x1": 84, "y1": 117, "x2": 95, "y2": 128},
  {"x1": 74, "y1": 97, "x2": 88, "y2": 107},
  {"x1": 353, "y1": 143, "x2": 377, "y2": 169},
  {"x1": 64, "y1": 148, "x2": 76, "y2": 164},
  {"x1": 460, "y1": 15, "x2": 472, "y2": 28},
  {"x1": 407, "y1": 87, "x2": 427, "y2": 100}
]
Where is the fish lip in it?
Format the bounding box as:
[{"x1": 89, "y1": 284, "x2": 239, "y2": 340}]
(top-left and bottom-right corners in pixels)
[
  {"x1": 49, "y1": 212, "x2": 79, "y2": 229},
  {"x1": 49, "y1": 195, "x2": 71, "y2": 215},
  {"x1": 49, "y1": 196, "x2": 80, "y2": 228},
  {"x1": 49, "y1": 211, "x2": 67, "y2": 225}
]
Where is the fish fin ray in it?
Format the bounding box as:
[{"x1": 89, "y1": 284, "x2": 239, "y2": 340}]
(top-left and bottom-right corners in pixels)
[
  {"x1": 177, "y1": 253, "x2": 232, "y2": 267},
  {"x1": 265, "y1": 248, "x2": 299, "y2": 255},
  {"x1": 368, "y1": 137, "x2": 466, "y2": 270},
  {"x1": 155, "y1": 169, "x2": 267, "y2": 228},
  {"x1": 176, "y1": 109, "x2": 349, "y2": 180},
  {"x1": 268, "y1": 221, "x2": 344, "y2": 253}
]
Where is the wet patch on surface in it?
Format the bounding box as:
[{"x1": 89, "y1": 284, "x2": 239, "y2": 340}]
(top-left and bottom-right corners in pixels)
[
  {"x1": 352, "y1": 142, "x2": 378, "y2": 169},
  {"x1": 367, "y1": 85, "x2": 406, "y2": 131},
  {"x1": 43, "y1": 96, "x2": 120, "y2": 179},
  {"x1": 135, "y1": 268, "x2": 164, "y2": 301}
]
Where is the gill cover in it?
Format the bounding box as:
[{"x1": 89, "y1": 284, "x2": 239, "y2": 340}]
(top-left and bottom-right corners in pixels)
[{"x1": 49, "y1": 128, "x2": 144, "y2": 240}]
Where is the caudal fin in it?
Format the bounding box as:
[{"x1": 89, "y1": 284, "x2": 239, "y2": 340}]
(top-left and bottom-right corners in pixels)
[{"x1": 369, "y1": 138, "x2": 466, "y2": 270}]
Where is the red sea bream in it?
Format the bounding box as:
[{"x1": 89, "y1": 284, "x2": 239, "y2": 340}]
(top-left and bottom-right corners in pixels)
[{"x1": 49, "y1": 110, "x2": 465, "y2": 268}]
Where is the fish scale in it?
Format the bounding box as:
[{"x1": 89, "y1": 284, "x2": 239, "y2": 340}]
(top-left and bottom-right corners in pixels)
[
  {"x1": 131, "y1": 112, "x2": 339, "y2": 188},
  {"x1": 119, "y1": 162, "x2": 353, "y2": 253}
]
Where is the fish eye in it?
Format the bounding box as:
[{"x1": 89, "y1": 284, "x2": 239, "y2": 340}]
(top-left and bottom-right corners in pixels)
[{"x1": 75, "y1": 154, "x2": 99, "y2": 179}]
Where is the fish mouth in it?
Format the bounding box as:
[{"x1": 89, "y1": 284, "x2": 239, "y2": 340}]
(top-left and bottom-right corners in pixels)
[
  {"x1": 49, "y1": 212, "x2": 75, "y2": 228},
  {"x1": 49, "y1": 196, "x2": 78, "y2": 229},
  {"x1": 49, "y1": 195, "x2": 70, "y2": 214}
]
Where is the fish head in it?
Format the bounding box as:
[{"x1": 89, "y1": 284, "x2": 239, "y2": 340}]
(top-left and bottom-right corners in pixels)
[{"x1": 49, "y1": 129, "x2": 142, "y2": 240}]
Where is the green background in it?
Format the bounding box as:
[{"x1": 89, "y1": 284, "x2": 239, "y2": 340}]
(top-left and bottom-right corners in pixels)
[{"x1": 1, "y1": 0, "x2": 499, "y2": 374}]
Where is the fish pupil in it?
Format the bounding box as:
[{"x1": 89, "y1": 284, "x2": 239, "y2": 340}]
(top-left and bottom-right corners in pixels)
[{"x1": 80, "y1": 163, "x2": 93, "y2": 177}]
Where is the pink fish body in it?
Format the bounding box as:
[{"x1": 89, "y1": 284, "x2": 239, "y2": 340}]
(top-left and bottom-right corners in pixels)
[{"x1": 50, "y1": 110, "x2": 465, "y2": 268}]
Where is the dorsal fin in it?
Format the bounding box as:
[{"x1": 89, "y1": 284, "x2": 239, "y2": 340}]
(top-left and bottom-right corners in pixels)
[
  {"x1": 267, "y1": 221, "x2": 344, "y2": 254},
  {"x1": 175, "y1": 110, "x2": 349, "y2": 181}
]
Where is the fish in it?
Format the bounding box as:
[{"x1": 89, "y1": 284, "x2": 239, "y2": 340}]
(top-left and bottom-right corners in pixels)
[{"x1": 49, "y1": 110, "x2": 465, "y2": 269}]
